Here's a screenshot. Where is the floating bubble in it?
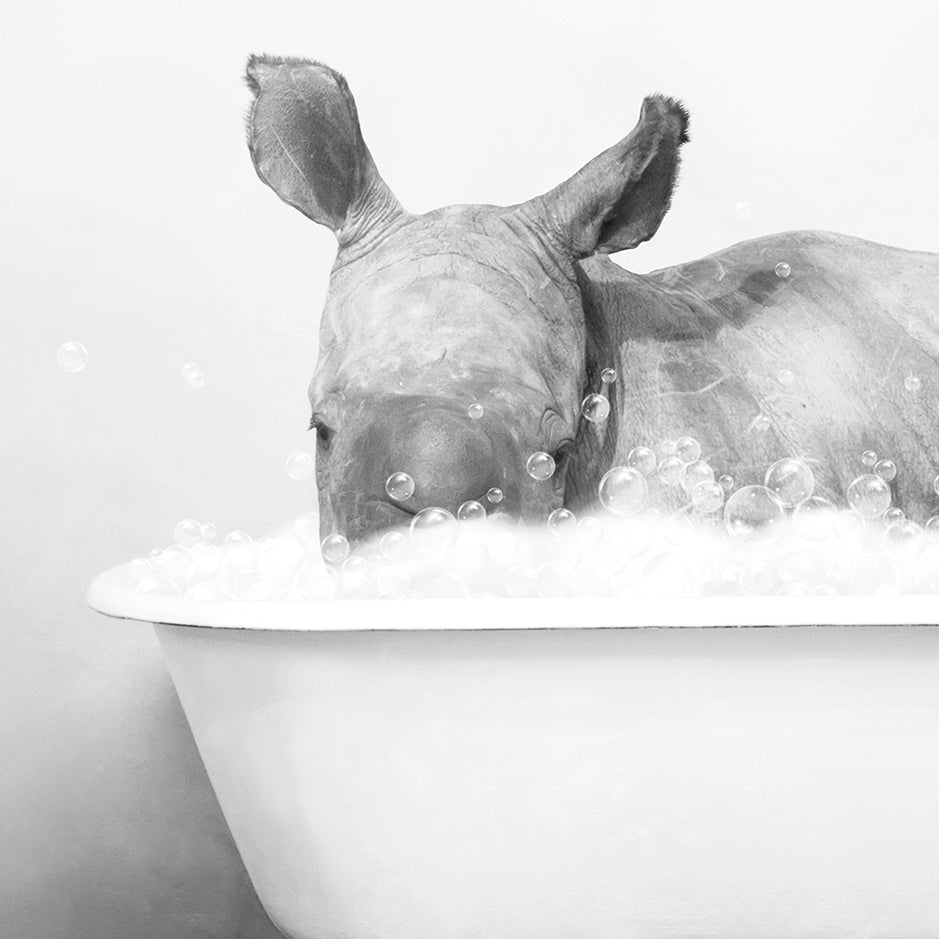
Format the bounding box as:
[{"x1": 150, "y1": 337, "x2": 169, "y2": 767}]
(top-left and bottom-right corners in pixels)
[
  {"x1": 575, "y1": 515, "x2": 604, "y2": 547},
  {"x1": 777, "y1": 369, "x2": 794, "y2": 386},
  {"x1": 526, "y1": 451, "x2": 556, "y2": 481},
  {"x1": 285, "y1": 451, "x2": 315, "y2": 481},
  {"x1": 582, "y1": 394, "x2": 610, "y2": 422},
  {"x1": 410, "y1": 507, "x2": 459, "y2": 554},
  {"x1": 904, "y1": 374, "x2": 921, "y2": 393},
  {"x1": 379, "y1": 530, "x2": 408, "y2": 561},
  {"x1": 600, "y1": 368, "x2": 617, "y2": 384},
  {"x1": 681, "y1": 459, "x2": 715, "y2": 495},
  {"x1": 627, "y1": 446, "x2": 657, "y2": 475},
  {"x1": 793, "y1": 496, "x2": 835, "y2": 541},
  {"x1": 57, "y1": 341, "x2": 88, "y2": 373},
  {"x1": 718, "y1": 474, "x2": 735, "y2": 491},
  {"x1": 386, "y1": 472, "x2": 415, "y2": 501},
  {"x1": 505, "y1": 564, "x2": 538, "y2": 597},
  {"x1": 675, "y1": 436, "x2": 702, "y2": 463},
  {"x1": 486, "y1": 487, "x2": 504, "y2": 504},
  {"x1": 187, "y1": 369, "x2": 206, "y2": 389},
  {"x1": 724, "y1": 485, "x2": 786, "y2": 544},
  {"x1": 775, "y1": 262, "x2": 791, "y2": 278},
  {"x1": 883, "y1": 507, "x2": 905, "y2": 526},
  {"x1": 468, "y1": 402, "x2": 484, "y2": 420},
  {"x1": 846, "y1": 474, "x2": 892, "y2": 518},
  {"x1": 547, "y1": 507, "x2": 577, "y2": 535},
  {"x1": 934, "y1": 474, "x2": 939, "y2": 496},
  {"x1": 200, "y1": 522, "x2": 217, "y2": 541},
  {"x1": 764, "y1": 458, "x2": 815, "y2": 507},
  {"x1": 320, "y1": 533, "x2": 350, "y2": 565},
  {"x1": 155, "y1": 545, "x2": 195, "y2": 583},
  {"x1": 691, "y1": 480, "x2": 724, "y2": 514},
  {"x1": 292, "y1": 512, "x2": 319, "y2": 546},
  {"x1": 927, "y1": 516, "x2": 939, "y2": 535},
  {"x1": 598, "y1": 466, "x2": 648, "y2": 516},
  {"x1": 174, "y1": 518, "x2": 203, "y2": 547},
  {"x1": 753, "y1": 413, "x2": 772, "y2": 432},
  {"x1": 861, "y1": 449, "x2": 878, "y2": 468},
  {"x1": 885, "y1": 520, "x2": 924, "y2": 555},
  {"x1": 660, "y1": 440, "x2": 678, "y2": 456},
  {"x1": 734, "y1": 201, "x2": 752, "y2": 219},
  {"x1": 874, "y1": 459, "x2": 897, "y2": 482},
  {"x1": 457, "y1": 500, "x2": 487, "y2": 522},
  {"x1": 223, "y1": 531, "x2": 256, "y2": 570},
  {"x1": 657, "y1": 456, "x2": 685, "y2": 487}
]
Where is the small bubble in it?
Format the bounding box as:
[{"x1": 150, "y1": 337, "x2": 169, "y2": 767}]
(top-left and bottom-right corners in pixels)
[
  {"x1": 200, "y1": 522, "x2": 217, "y2": 541},
  {"x1": 292, "y1": 512, "x2": 319, "y2": 546},
  {"x1": 320, "y1": 533, "x2": 350, "y2": 565},
  {"x1": 136, "y1": 573, "x2": 181, "y2": 596},
  {"x1": 155, "y1": 545, "x2": 195, "y2": 583},
  {"x1": 675, "y1": 436, "x2": 702, "y2": 463},
  {"x1": 187, "y1": 369, "x2": 206, "y2": 389},
  {"x1": 547, "y1": 507, "x2": 577, "y2": 535},
  {"x1": 526, "y1": 451, "x2": 556, "y2": 481},
  {"x1": 718, "y1": 474, "x2": 735, "y2": 491},
  {"x1": 764, "y1": 458, "x2": 815, "y2": 507},
  {"x1": 181, "y1": 362, "x2": 199, "y2": 378},
  {"x1": 660, "y1": 440, "x2": 678, "y2": 456},
  {"x1": 600, "y1": 368, "x2": 617, "y2": 384},
  {"x1": 691, "y1": 480, "x2": 724, "y2": 514},
  {"x1": 775, "y1": 262, "x2": 791, "y2": 278},
  {"x1": 657, "y1": 455, "x2": 685, "y2": 487},
  {"x1": 486, "y1": 487, "x2": 504, "y2": 504},
  {"x1": 874, "y1": 459, "x2": 897, "y2": 482},
  {"x1": 833, "y1": 510, "x2": 864, "y2": 541},
  {"x1": 128, "y1": 557, "x2": 151, "y2": 582},
  {"x1": 680, "y1": 459, "x2": 715, "y2": 495},
  {"x1": 753, "y1": 413, "x2": 772, "y2": 432},
  {"x1": 467, "y1": 403, "x2": 484, "y2": 420},
  {"x1": 724, "y1": 485, "x2": 786, "y2": 544},
  {"x1": 846, "y1": 474, "x2": 892, "y2": 518},
  {"x1": 777, "y1": 369, "x2": 794, "y2": 386},
  {"x1": 380, "y1": 530, "x2": 409, "y2": 561},
  {"x1": 934, "y1": 473, "x2": 939, "y2": 496},
  {"x1": 173, "y1": 519, "x2": 203, "y2": 547},
  {"x1": 575, "y1": 515, "x2": 604, "y2": 547},
  {"x1": 883, "y1": 507, "x2": 905, "y2": 526},
  {"x1": 57, "y1": 341, "x2": 88, "y2": 373},
  {"x1": 386, "y1": 472, "x2": 415, "y2": 501},
  {"x1": 734, "y1": 201, "x2": 753, "y2": 219},
  {"x1": 410, "y1": 507, "x2": 459, "y2": 554},
  {"x1": 861, "y1": 449, "x2": 878, "y2": 468},
  {"x1": 598, "y1": 466, "x2": 648, "y2": 516},
  {"x1": 581, "y1": 393, "x2": 610, "y2": 422},
  {"x1": 904, "y1": 374, "x2": 921, "y2": 393},
  {"x1": 793, "y1": 495, "x2": 836, "y2": 542},
  {"x1": 626, "y1": 446, "x2": 657, "y2": 475},
  {"x1": 457, "y1": 500, "x2": 487, "y2": 522},
  {"x1": 285, "y1": 451, "x2": 315, "y2": 481},
  {"x1": 927, "y1": 515, "x2": 939, "y2": 534}
]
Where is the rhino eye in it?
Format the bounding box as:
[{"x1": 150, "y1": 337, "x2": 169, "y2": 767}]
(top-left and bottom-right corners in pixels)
[{"x1": 309, "y1": 414, "x2": 335, "y2": 450}]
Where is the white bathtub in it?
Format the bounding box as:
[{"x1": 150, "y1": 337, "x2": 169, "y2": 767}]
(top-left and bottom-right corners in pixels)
[{"x1": 89, "y1": 563, "x2": 939, "y2": 939}]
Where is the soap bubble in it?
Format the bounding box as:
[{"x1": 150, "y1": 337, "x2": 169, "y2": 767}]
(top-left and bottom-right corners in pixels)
[
  {"x1": 638, "y1": 553, "x2": 694, "y2": 598},
  {"x1": 173, "y1": 518, "x2": 203, "y2": 547},
  {"x1": 934, "y1": 474, "x2": 939, "y2": 496},
  {"x1": 536, "y1": 560, "x2": 575, "y2": 597},
  {"x1": 486, "y1": 487, "x2": 504, "y2": 504},
  {"x1": 883, "y1": 507, "x2": 905, "y2": 526},
  {"x1": 627, "y1": 446, "x2": 657, "y2": 475},
  {"x1": 675, "y1": 436, "x2": 702, "y2": 463},
  {"x1": 200, "y1": 522, "x2": 217, "y2": 541},
  {"x1": 57, "y1": 341, "x2": 88, "y2": 373},
  {"x1": 582, "y1": 394, "x2": 611, "y2": 422},
  {"x1": 409, "y1": 507, "x2": 459, "y2": 554},
  {"x1": 222, "y1": 531, "x2": 256, "y2": 570},
  {"x1": 320, "y1": 533, "x2": 350, "y2": 565},
  {"x1": 846, "y1": 474, "x2": 892, "y2": 518},
  {"x1": 292, "y1": 512, "x2": 319, "y2": 546},
  {"x1": 598, "y1": 466, "x2": 648, "y2": 516},
  {"x1": 691, "y1": 480, "x2": 724, "y2": 514},
  {"x1": 793, "y1": 496, "x2": 835, "y2": 541},
  {"x1": 379, "y1": 530, "x2": 408, "y2": 560},
  {"x1": 927, "y1": 516, "x2": 939, "y2": 536},
  {"x1": 681, "y1": 459, "x2": 715, "y2": 494},
  {"x1": 777, "y1": 369, "x2": 794, "y2": 386},
  {"x1": 575, "y1": 515, "x2": 604, "y2": 547},
  {"x1": 136, "y1": 573, "x2": 181, "y2": 596},
  {"x1": 181, "y1": 362, "x2": 199, "y2": 378},
  {"x1": 904, "y1": 374, "x2": 921, "y2": 393},
  {"x1": 444, "y1": 539, "x2": 490, "y2": 580},
  {"x1": 780, "y1": 551, "x2": 814, "y2": 584},
  {"x1": 884, "y1": 519, "x2": 924, "y2": 555},
  {"x1": 155, "y1": 545, "x2": 194, "y2": 583},
  {"x1": 753, "y1": 413, "x2": 772, "y2": 431},
  {"x1": 734, "y1": 201, "x2": 752, "y2": 219},
  {"x1": 457, "y1": 500, "x2": 487, "y2": 522},
  {"x1": 186, "y1": 369, "x2": 206, "y2": 389},
  {"x1": 833, "y1": 510, "x2": 864, "y2": 541},
  {"x1": 547, "y1": 507, "x2": 577, "y2": 535},
  {"x1": 375, "y1": 566, "x2": 410, "y2": 599},
  {"x1": 874, "y1": 459, "x2": 897, "y2": 482},
  {"x1": 526, "y1": 451, "x2": 556, "y2": 481},
  {"x1": 285, "y1": 451, "x2": 315, "y2": 481},
  {"x1": 741, "y1": 560, "x2": 782, "y2": 596},
  {"x1": 724, "y1": 485, "x2": 786, "y2": 544},
  {"x1": 468, "y1": 402, "x2": 484, "y2": 420},
  {"x1": 764, "y1": 458, "x2": 815, "y2": 506},
  {"x1": 861, "y1": 449, "x2": 878, "y2": 467},
  {"x1": 846, "y1": 553, "x2": 901, "y2": 595},
  {"x1": 386, "y1": 472, "x2": 415, "y2": 501},
  {"x1": 718, "y1": 474, "x2": 735, "y2": 491},
  {"x1": 775, "y1": 262, "x2": 791, "y2": 278},
  {"x1": 600, "y1": 368, "x2": 617, "y2": 384},
  {"x1": 660, "y1": 440, "x2": 678, "y2": 456},
  {"x1": 662, "y1": 515, "x2": 694, "y2": 546},
  {"x1": 657, "y1": 456, "x2": 685, "y2": 487},
  {"x1": 128, "y1": 557, "x2": 151, "y2": 582},
  {"x1": 505, "y1": 564, "x2": 538, "y2": 597}
]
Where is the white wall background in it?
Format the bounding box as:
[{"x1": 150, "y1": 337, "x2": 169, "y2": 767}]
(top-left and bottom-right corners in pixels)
[{"x1": 1, "y1": 0, "x2": 937, "y2": 936}]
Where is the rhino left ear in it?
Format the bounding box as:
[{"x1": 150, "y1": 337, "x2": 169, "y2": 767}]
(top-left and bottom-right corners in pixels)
[
  {"x1": 245, "y1": 55, "x2": 404, "y2": 244},
  {"x1": 517, "y1": 95, "x2": 689, "y2": 258}
]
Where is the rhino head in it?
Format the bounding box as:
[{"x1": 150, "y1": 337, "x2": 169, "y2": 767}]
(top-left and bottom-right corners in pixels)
[{"x1": 246, "y1": 55, "x2": 688, "y2": 547}]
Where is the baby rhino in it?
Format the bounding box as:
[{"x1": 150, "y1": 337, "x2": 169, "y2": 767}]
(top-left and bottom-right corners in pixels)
[{"x1": 246, "y1": 55, "x2": 939, "y2": 547}]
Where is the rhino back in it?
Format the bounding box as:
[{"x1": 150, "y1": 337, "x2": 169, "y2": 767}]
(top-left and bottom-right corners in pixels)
[{"x1": 571, "y1": 231, "x2": 939, "y2": 517}]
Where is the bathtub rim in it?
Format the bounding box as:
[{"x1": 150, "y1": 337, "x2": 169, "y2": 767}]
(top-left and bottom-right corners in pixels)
[{"x1": 87, "y1": 562, "x2": 939, "y2": 631}]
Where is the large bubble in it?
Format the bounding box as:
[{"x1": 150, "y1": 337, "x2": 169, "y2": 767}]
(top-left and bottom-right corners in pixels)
[
  {"x1": 764, "y1": 458, "x2": 814, "y2": 507},
  {"x1": 598, "y1": 466, "x2": 648, "y2": 517},
  {"x1": 846, "y1": 474, "x2": 892, "y2": 518},
  {"x1": 723, "y1": 485, "x2": 786, "y2": 544}
]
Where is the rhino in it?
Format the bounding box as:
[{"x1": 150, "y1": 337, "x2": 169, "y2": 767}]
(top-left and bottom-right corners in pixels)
[{"x1": 245, "y1": 55, "x2": 939, "y2": 548}]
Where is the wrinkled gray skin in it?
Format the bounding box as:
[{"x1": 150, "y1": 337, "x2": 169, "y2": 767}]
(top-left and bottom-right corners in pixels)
[{"x1": 246, "y1": 56, "x2": 939, "y2": 548}]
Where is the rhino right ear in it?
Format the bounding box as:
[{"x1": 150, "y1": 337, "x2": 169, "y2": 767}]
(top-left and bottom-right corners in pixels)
[{"x1": 245, "y1": 55, "x2": 404, "y2": 243}]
